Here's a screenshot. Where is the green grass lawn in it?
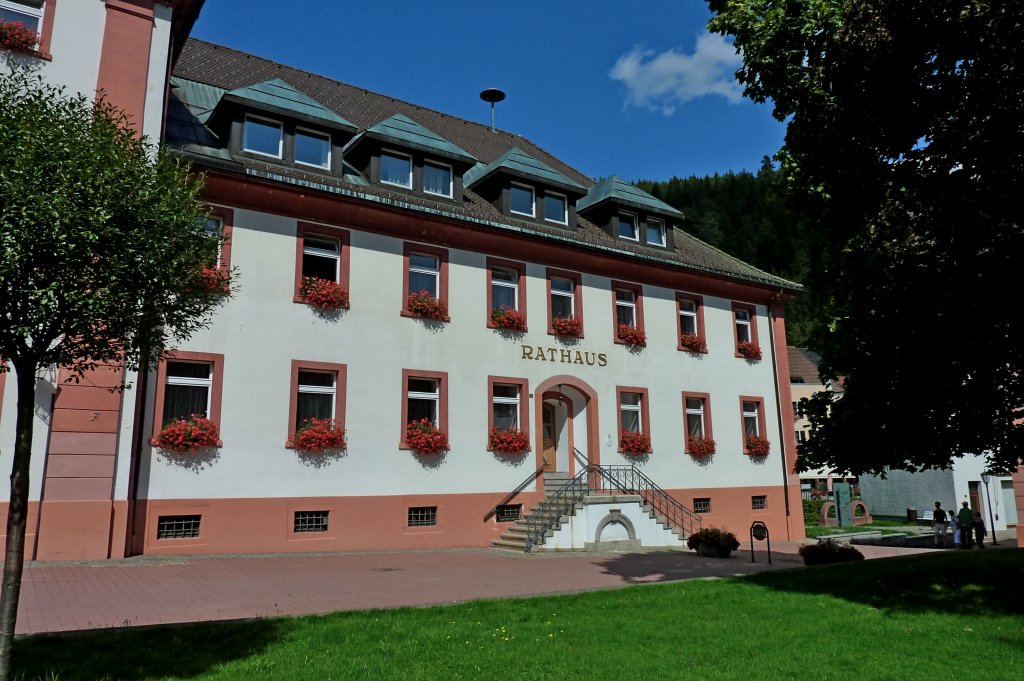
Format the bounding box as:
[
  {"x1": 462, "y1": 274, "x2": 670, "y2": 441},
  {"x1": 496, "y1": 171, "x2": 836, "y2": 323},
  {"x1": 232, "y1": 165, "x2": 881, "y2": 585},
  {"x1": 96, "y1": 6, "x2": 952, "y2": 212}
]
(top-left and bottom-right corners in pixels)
[
  {"x1": 16, "y1": 550, "x2": 1024, "y2": 681},
  {"x1": 804, "y1": 520, "x2": 909, "y2": 538}
]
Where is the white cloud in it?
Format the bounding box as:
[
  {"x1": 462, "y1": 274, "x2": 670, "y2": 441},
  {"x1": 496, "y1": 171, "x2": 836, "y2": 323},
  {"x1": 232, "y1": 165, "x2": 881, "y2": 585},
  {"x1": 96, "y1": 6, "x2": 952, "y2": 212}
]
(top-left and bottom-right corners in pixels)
[{"x1": 609, "y1": 32, "x2": 743, "y2": 115}]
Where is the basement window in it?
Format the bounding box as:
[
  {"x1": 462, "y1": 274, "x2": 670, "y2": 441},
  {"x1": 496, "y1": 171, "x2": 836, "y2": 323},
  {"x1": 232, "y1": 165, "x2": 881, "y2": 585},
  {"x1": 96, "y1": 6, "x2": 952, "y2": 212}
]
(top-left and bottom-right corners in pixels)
[
  {"x1": 408, "y1": 506, "x2": 437, "y2": 527},
  {"x1": 294, "y1": 510, "x2": 329, "y2": 533},
  {"x1": 156, "y1": 515, "x2": 201, "y2": 540}
]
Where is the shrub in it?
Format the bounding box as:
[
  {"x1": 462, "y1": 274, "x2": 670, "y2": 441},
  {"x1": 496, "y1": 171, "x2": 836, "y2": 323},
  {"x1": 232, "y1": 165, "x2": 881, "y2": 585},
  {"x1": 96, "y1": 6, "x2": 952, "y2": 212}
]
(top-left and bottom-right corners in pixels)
[
  {"x1": 301, "y1": 277, "x2": 349, "y2": 310},
  {"x1": 745, "y1": 434, "x2": 771, "y2": 456},
  {"x1": 619, "y1": 431, "x2": 651, "y2": 455},
  {"x1": 687, "y1": 436, "x2": 716, "y2": 458},
  {"x1": 803, "y1": 498, "x2": 827, "y2": 525},
  {"x1": 799, "y1": 539, "x2": 865, "y2": 566},
  {"x1": 686, "y1": 527, "x2": 740, "y2": 556},
  {"x1": 551, "y1": 316, "x2": 583, "y2": 337},
  {"x1": 292, "y1": 418, "x2": 346, "y2": 453},
  {"x1": 151, "y1": 415, "x2": 219, "y2": 453},
  {"x1": 491, "y1": 305, "x2": 527, "y2": 331},
  {"x1": 406, "y1": 290, "x2": 447, "y2": 319},
  {"x1": 737, "y1": 341, "x2": 762, "y2": 360},
  {"x1": 488, "y1": 427, "x2": 530, "y2": 454},
  {"x1": 679, "y1": 333, "x2": 707, "y2": 353},
  {"x1": 406, "y1": 419, "x2": 449, "y2": 454},
  {"x1": 617, "y1": 324, "x2": 647, "y2": 347}
]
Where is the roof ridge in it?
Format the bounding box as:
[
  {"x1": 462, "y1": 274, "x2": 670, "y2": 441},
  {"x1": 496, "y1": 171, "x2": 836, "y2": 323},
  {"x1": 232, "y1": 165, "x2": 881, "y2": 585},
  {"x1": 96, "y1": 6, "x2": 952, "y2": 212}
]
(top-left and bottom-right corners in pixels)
[
  {"x1": 673, "y1": 226, "x2": 802, "y2": 289},
  {"x1": 182, "y1": 39, "x2": 592, "y2": 184}
]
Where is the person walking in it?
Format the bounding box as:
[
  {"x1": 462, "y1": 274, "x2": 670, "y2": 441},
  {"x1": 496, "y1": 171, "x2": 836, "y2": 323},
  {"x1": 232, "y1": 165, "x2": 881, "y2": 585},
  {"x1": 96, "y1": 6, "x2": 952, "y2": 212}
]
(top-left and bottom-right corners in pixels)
[
  {"x1": 932, "y1": 501, "x2": 949, "y2": 548},
  {"x1": 957, "y1": 502, "x2": 975, "y2": 549},
  {"x1": 973, "y1": 510, "x2": 987, "y2": 549},
  {"x1": 949, "y1": 506, "x2": 961, "y2": 548}
]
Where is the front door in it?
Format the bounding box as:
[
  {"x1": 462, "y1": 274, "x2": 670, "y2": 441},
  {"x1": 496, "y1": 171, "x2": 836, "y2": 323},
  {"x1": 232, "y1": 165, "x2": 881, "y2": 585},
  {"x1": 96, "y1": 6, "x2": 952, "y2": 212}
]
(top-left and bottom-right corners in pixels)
[{"x1": 542, "y1": 403, "x2": 557, "y2": 471}]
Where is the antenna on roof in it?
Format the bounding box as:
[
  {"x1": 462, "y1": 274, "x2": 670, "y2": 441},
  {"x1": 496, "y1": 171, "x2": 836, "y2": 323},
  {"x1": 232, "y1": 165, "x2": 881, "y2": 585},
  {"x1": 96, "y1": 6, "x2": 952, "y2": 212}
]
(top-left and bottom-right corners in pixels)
[{"x1": 479, "y1": 88, "x2": 506, "y2": 133}]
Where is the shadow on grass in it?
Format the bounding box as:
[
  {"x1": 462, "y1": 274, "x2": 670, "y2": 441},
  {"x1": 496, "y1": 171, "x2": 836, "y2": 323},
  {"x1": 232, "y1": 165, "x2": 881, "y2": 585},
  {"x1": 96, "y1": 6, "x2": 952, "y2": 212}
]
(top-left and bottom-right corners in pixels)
[
  {"x1": 742, "y1": 549, "x2": 1024, "y2": 617},
  {"x1": 14, "y1": 618, "x2": 283, "y2": 680}
]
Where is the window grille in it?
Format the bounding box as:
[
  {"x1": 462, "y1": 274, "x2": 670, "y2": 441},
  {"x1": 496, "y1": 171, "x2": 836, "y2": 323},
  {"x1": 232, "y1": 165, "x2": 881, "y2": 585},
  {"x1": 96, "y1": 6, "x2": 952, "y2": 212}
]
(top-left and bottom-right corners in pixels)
[
  {"x1": 751, "y1": 495, "x2": 767, "y2": 510},
  {"x1": 495, "y1": 504, "x2": 522, "y2": 523},
  {"x1": 294, "y1": 510, "x2": 329, "y2": 533},
  {"x1": 156, "y1": 515, "x2": 201, "y2": 539},
  {"x1": 693, "y1": 498, "x2": 711, "y2": 514},
  {"x1": 408, "y1": 506, "x2": 437, "y2": 527}
]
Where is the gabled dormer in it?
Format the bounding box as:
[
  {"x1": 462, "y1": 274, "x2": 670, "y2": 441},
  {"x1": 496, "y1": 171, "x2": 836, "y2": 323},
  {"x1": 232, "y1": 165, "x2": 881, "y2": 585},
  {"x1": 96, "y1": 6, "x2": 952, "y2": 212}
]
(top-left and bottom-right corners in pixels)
[
  {"x1": 341, "y1": 114, "x2": 477, "y2": 202},
  {"x1": 576, "y1": 176, "x2": 682, "y2": 250},
  {"x1": 464, "y1": 148, "x2": 586, "y2": 230},
  {"x1": 208, "y1": 78, "x2": 357, "y2": 174}
]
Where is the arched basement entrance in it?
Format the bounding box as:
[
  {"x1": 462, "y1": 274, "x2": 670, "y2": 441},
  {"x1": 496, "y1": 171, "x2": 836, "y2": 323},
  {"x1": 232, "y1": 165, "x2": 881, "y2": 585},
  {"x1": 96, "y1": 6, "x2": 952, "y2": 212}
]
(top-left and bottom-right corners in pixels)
[{"x1": 533, "y1": 375, "x2": 600, "y2": 481}]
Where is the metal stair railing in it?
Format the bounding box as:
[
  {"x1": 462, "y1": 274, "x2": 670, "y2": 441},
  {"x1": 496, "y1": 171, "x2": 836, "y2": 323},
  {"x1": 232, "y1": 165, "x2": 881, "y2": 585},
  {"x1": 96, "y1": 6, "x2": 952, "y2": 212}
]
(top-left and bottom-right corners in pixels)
[
  {"x1": 584, "y1": 459, "x2": 702, "y2": 538},
  {"x1": 483, "y1": 463, "x2": 546, "y2": 522},
  {"x1": 523, "y1": 467, "x2": 591, "y2": 552}
]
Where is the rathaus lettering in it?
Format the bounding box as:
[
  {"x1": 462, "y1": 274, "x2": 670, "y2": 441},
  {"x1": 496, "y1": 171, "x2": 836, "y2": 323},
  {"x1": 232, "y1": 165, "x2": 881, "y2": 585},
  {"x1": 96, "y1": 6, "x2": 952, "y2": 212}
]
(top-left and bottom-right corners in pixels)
[{"x1": 521, "y1": 345, "x2": 608, "y2": 367}]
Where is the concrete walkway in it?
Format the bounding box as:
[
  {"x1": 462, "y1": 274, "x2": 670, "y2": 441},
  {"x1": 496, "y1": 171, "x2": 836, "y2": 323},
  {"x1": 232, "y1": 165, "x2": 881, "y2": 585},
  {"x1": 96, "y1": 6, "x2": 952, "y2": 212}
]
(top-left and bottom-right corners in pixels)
[{"x1": 15, "y1": 536, "x2": 1016, "y2": 636}]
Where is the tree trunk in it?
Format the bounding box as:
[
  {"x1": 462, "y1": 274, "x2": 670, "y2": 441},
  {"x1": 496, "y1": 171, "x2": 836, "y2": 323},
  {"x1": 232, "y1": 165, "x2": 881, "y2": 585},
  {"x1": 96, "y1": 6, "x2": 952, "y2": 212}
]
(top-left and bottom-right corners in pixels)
[{"x1": 0, "y1": 365, "x2": 37, "y2": 680}]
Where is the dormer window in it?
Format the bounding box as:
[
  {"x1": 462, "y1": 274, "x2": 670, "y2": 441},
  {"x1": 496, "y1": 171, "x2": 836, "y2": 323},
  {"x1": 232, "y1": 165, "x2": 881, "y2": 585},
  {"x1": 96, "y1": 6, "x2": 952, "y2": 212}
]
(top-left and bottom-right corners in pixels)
[
  {"x1": 243, "y1": 115, "x2": 283, "y2": 158},
  {"x1": 381, "y1": 150, "x2": 413, "y2": 189},
  {"x1": 543, "y1": 192, "x2": 568, "y2": 225},
  {"x1": 510, "y1": 183, "x2": 535, "y2": 217},
  {"x1": 646, "y1": 218, "x2": 666, "y2": 247},
  {"x1": 295, "y1": 128, "x2": 331, "y2": 169},
  {"x1": 619, "y1": 213, "x2": 639, "y2": 241},
  {"x1": 423, "y1": 161, "x2": 453, "y2": 198}
]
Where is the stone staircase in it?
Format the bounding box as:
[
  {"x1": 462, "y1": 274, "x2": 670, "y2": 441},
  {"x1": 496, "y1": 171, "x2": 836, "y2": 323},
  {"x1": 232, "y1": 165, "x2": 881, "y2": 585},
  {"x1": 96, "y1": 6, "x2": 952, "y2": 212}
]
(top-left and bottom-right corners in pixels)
[{"x1": 491, "y1": 471, "x2": 570, "y2": 551}]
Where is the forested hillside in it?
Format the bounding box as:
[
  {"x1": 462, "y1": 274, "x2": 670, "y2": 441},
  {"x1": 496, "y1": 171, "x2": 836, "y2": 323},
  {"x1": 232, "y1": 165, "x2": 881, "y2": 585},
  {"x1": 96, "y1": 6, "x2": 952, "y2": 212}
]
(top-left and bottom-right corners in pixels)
[{"x1": 636, "y1": 158, "x2": 814, "y2": 346}]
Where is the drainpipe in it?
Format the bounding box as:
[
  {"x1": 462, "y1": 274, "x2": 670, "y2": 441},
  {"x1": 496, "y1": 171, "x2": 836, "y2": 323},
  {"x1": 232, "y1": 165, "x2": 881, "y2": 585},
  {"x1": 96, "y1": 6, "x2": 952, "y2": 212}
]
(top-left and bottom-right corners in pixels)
[
  {"x1": 123, "y1": 356, "x2": 151, "y2": 557},
  {"x1": 766, "y1": 291, "x2": 794, "y2": 537}
]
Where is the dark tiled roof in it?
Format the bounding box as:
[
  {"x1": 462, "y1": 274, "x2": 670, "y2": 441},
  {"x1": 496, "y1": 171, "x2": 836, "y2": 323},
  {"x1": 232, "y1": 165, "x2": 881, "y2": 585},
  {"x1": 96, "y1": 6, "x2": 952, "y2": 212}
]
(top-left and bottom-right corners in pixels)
[
  {"x1": 169, "y1": 39, "x2": 800, "y2": 292},
  {"x1": 789, "y1": 347, "x2": 821, "y2": 383}
]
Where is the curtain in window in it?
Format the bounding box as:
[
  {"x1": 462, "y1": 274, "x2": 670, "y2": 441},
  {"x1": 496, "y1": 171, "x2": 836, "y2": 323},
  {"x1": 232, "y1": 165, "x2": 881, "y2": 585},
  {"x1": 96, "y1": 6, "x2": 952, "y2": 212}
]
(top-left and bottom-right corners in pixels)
[{"x1": 163, "y1": 385, "x2": 209, "y2": 424}]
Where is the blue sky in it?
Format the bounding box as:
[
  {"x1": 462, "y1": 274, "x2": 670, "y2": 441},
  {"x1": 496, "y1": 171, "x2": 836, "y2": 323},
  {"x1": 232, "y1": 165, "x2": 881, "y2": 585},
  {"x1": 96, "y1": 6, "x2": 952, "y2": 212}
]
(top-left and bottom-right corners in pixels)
[{"x1": 191, "y1": 0, "x2": 785, "y2": 182}]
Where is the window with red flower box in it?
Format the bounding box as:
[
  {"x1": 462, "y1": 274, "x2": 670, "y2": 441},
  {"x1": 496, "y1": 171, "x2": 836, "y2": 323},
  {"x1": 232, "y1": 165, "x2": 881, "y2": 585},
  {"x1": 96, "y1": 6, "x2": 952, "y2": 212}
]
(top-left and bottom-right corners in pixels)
[
  {"x1": 151, "y1": 351, "x2": 224, "y2": 449},
  {"x1": 287, "y1": 360, "x2": 347, "y2": 450},
  {"x1": 617, "y1": 386, "x2": 651, "y2": 454},
  {"x1": 546, "y1": 268, "x2": 583, "y2": 338},
  {"x1": 401, "y1": 369, "x2": 448, "y2": 450},
  {"x1": 739, "y1": 396, "x2": 769, "y2": 456},
  {"x1": 682, "y1": 391, "x2": 714, "y2": 458},
  {"x1": 402, "y1": 243, "x2": 449, "y2": 321},
  {"x1": 294, "y1": 222, "x2": 349, "y2": 307},
  {"x1": 488, "y1": 376, "x2": 529, "y2": 454},
  {"x1": 677, "y1": 293, "x2": 707, "y2": 354},
  {"x1": 487, "y1": 257, "x2": 527, "y2": 331},
  {"x1": 612, "y1": 281, "x2": 645, "y2": 347},
  {"x1": 732, "y1": 302, "x2": 761, "y2": 359},
  {"x1": 0, "y1": 0, "x2": 55, "y2": 58}
]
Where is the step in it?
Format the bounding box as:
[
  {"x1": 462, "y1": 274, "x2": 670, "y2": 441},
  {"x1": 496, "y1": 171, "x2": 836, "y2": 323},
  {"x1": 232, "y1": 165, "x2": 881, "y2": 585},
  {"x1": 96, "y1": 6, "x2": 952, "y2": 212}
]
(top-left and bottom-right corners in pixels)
[{"x1": 491, "y1": 539, "x2": 527, "y2": 551}]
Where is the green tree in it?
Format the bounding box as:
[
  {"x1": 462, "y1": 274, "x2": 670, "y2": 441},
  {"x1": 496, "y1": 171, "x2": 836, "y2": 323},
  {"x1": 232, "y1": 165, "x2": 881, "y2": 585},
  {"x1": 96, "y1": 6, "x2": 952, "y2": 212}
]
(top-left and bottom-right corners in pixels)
[
  {"x1": 707, "y1": 1, "x2": 1023, "y2": 474},
  {"x1": 0, "y1": 70, "x2": 229, "y2": 679}
]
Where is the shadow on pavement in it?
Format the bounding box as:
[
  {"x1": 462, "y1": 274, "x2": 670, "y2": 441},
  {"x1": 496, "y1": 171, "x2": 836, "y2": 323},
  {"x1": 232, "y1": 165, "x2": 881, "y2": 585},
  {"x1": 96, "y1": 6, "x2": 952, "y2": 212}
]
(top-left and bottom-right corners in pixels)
[
  {"x1": 15, "y1": 618, "x2": 283, "y2": 680},
  {"x1": 595, "y1": 548, "x2": 801, "y2": 584}
]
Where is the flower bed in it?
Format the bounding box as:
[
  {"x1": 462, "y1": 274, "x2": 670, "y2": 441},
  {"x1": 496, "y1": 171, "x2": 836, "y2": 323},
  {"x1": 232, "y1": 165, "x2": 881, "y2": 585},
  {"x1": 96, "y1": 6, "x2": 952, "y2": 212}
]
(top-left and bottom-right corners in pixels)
[
  {"x1": 491, "y1": 306, "x2": 527, "y2": 331},
  {"x1": 737, "y1": 341, "x2": 762, "y2": 360},
  {"x1": 406, "y1": 290, "x2": 448, "y2": 320},
  {"x1": 150, "y1": 415, "x2": 219, "y2": 453},
  {"x1": 619, "y1": 431, "x2": 651, "y2": 455},
  {"x1": 617, "y1": 324, "x2": 647, "y2": 347},
  {"x1": 292, "y1": 417, "x2": 346, "y2": 453},
  {"x1": 679, "y1": 333, "x2": 707, "y2": 354},
  {"x1": 687, "y1": 436, "x2": 716, "y2": 458},
  {"x1": 199, "y1": 267, "x2": 230, "y2": 296},
  {"x1": 686, "y1": 528, "x2": 740, "y2": 557},
  {"x1": 745, "y1": 434, "x2": 771, "y2": 457},
  {"x1": 406, "y1": 418, "x2": 449, "y2": 454},
  {"x1": 301, "y1": 277, "x2": 349, "y2": 310},
  {"x1": 551, "y1": 316, "x2": 583, "y2": 337},
  {"x1": 488, "y1": 427, "x2": 530, "y2": 454},
  {"x1": 0, "y1": 21, "x2": 38, "y2": 54}
]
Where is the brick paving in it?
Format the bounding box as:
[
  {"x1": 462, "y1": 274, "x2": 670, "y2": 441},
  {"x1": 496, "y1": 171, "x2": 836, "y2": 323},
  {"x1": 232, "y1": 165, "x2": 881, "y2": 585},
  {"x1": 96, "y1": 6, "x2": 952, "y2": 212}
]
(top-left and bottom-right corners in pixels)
[{"x1": 15, "y1": 537, "x2": 1013, "y2": 635}]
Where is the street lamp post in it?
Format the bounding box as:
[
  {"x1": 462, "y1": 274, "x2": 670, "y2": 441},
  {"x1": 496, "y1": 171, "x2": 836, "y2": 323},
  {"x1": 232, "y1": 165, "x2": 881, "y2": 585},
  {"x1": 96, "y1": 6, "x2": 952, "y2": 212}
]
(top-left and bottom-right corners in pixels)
[{"x1": 980, "y1": 473, "x2": 999, "y2": 546}]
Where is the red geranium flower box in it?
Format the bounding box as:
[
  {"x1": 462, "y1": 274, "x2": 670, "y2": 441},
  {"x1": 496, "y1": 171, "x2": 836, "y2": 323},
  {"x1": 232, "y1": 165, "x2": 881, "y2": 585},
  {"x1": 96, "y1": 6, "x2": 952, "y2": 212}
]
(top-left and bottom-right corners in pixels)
[
  {"x1": 292, "y1": 418, "x2": 346, "y2": 453},
  {"x1": 488, "y1": 427, "x2": 530, "y2": 454},
  {"x1": 150, "y1": 415, "x2": 220, "y2": 453},
  {"x1": 0, "y1": 21, "x2": 38, "y2": 54},
  {"x1": 301, "y1": 277, "x2": 349, "y2": 310},
  {"x1": 737, "y1": 341, "x2": 762, "y2": 360},
  {"x1": 619, "y1": 431, "x2": 652, "y2": 455},
  {"x1": 745, "y1": 435, "x2": 771, "y2": 457},
  {"x1": 679, "y1": 333, "x2": 707, "y2": 354},
  {"x1": 491, "y1": 306, "x2": 527, "y2": 331},
  {"x1": 551, "y1": 316, "x2": 583, "y2": 337},
  {"x1": 199, "y1": 266, "x2": 230, "y2": 296},
  {"x1": 687, "y1": 436, "x2": 716, "y2": 458},
  {"x1": 406, "y1": 418, "x2": 449, "y2": 454},
  {"x1": 406, "y1": 290, "x2": 448, "y2": 320},
  {"x1": 617, "y1": 324, "x2": 647, "y2": 347}
]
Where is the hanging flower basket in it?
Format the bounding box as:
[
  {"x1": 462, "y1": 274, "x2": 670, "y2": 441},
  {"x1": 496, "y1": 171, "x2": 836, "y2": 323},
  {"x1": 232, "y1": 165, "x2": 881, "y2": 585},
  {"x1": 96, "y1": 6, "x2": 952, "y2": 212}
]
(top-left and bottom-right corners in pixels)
[
  {"x1": 151, "y1": 415, "x2": 220, "y2": 453},
  {"x1": 745, "y1": 435, "x2": 771, "y2": 457},
  {"x1": 617, "y1": 324, "x2": 647, "y2": 347},
  {"x1": 301, "y1": 277, "x2": 349, "y2": 310},
  {"x1": 199, "y1": 266, "x2": 230, "y2": 296},
  {"x1": 687, "y1": 436, "x2": 716, "y2": 459},
  {"x1": 292, "y1": 418, "x2": 346, "y2": 453},
  {"x1": 488, "y1": 427, "x2": 530, "y2": 454},
  {"x1": 0, "y1": 21, "x2": 38, "y2": 54},
  {"x1": 551, "y1": 316, "x2": 583, "y2": 337},
  {"x1": 679, "y1": 333, "x2": 707, "y2": 354},
  {"x1": 737, "y1": 341, "x2": 762, "y2": 360},
  {"x1": 406, "y1": 418, "x2": 449, "y2": 454},
  {"x1": 406, "y1": 290, "x2": 448, "y2": 320},
  {"x1": 619, "y1": 431, "x2": 651, "y2": 455},
  {"x1": 491, "y1": 306, "x2": 527, "y2": 331}
]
